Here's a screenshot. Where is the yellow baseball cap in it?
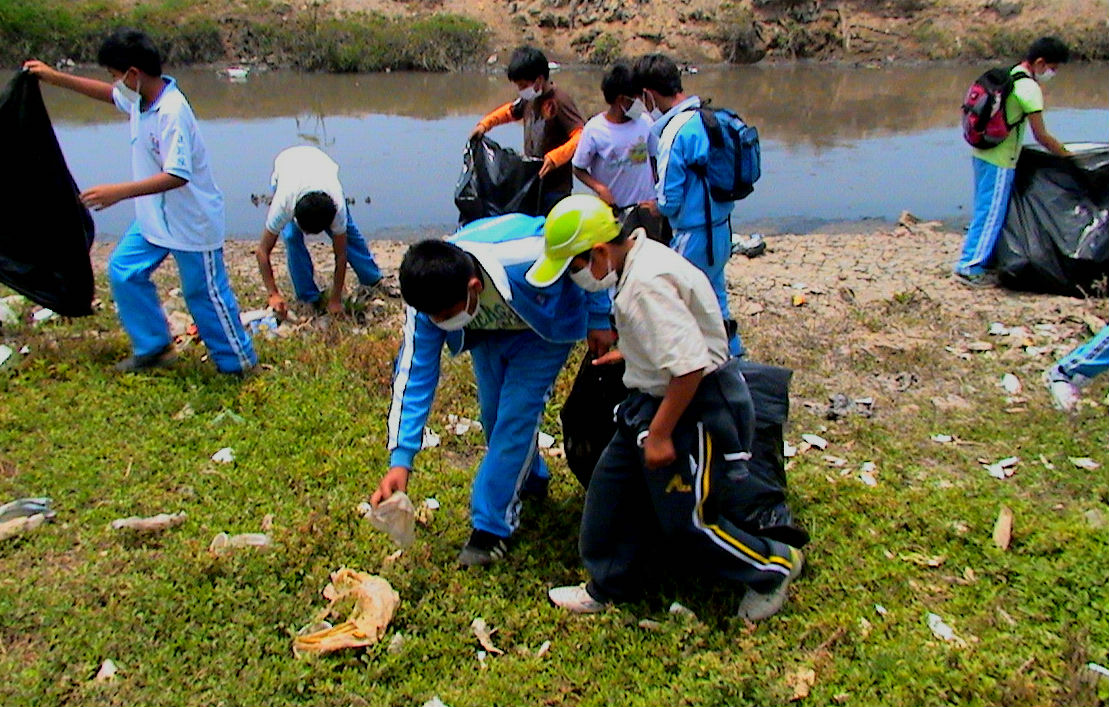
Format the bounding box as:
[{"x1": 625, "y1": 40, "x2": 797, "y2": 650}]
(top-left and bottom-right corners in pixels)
[{"x1": 526, "y1": 195, "x2": 619, "y2": 287}]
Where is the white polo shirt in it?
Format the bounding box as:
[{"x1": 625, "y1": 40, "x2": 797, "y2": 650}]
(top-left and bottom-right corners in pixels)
[
  {"x1": 113, "y1": 76, "x2": 225, "y2": 252},
  {"x1": 613, "y1": 234, "x2": 729, "y2": 397},
  {"x1": 264, "y1": 146, "x2": 347, "y2": 236}
]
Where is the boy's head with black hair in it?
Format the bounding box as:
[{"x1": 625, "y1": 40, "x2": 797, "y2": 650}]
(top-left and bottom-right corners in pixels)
[
  {"x1": 97, "y1": 28, "x2": 163, "y2": 77},
  {"x1": 399, "y1": 240, "x2": 481, "y2": 317},
  {"x1": 293, "y1": 191, "x2": 338, "y2": 235},
  {"x1": 506, "y1": 46, "x2": 550, "y2": 83},
  {"x1": 601, "y1": 62, "x2": 639, "y2": 106},
  {"x1": 1026, "y1": 36, "x2": 1070, "y2": 65},
  {"x1": 632, "y1": 54, "x2": 682, "y2": 98}
]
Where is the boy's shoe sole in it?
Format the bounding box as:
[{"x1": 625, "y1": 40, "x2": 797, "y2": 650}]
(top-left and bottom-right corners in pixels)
[
  {"x1": 548, "y1": 584, "x2": 607, "y2": 613},
  {"x1": 737, "y1": 547, "x2": 804, "y2": 621}
]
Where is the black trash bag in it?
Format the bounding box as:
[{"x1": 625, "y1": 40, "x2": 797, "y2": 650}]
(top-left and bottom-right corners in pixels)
[
  {"x1": 733, "y1": 360, "x2": 808, "y2": 548},
  {"x1": 454, "y1": 135, "x2": 543, "y2": 225},
  {"x1": 616, "y1": 203, "x2": 673, "y2": 245},
  {"x1": 560, "y1": 354, "x2": 627, "y2": 489},
  {"x1": 0, "y1": 70, "x2": 95, "y2": 317},
  {"x1": 995, "y1": 144, "x2": 1109, "y2": 297}
]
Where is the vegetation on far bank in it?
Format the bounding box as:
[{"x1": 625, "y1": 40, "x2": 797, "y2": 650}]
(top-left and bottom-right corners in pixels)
[
  {"x1": 2, "y1": 0, "x2": 1108, "y2": 74},
  {"x1": 0, "y1": 0, "x2": 488, "y2": 72}
]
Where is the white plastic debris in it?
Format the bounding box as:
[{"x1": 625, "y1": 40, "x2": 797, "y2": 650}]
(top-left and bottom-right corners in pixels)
[
  {"x1": 984, "y1": 456, "x2": 1019, "y2": 479},
  {"x1": 18, "y1": 345, "x2": 29, "y2": 354},
  {"x1": 668, "y1": 602, "x2": 697, "y2": 619},
  {"x1": 535, "y1": 640, "x2": 552, "y2": 658},
  {"x1": 364, "y1": 492, "x2": 416, "y2": 548},
  {"x1": 859, "y1": 471, "x2": 878, "y2": 487},
  {"x1": 110, "y1": 511, "x2": 187, "y2": 532},
  {"x1": 446, "y1": 414, "x2": 483, "y2": 435},
  {"x1": 32, "y1": 308, "x2": 55, "y2": 324},
  {"x1": 987, "y1": 322, "x2": 1009, "y2": 336},
  {"x1": 208, "y1": 532, "x2": 272, "y2": 555},
  {"x1": 1088, "y1": 662, "x2": 1109, "y2": 679},
  {"x1": 94, "y1": 658, "x2": 118, "y2": 682},
  {"x1": 783, "y1": 441, "x2": 797, "y2": 458},
  {"x1": 823, "y1": 455, "x2": 847, "y2": 467},
  {"x1": 422, "y1": 698, "x2": 450, "y2": 707},
  {"x1": 421, "y1": 428, "x2": 441, "y2": 449},
  {"x1": 1000, "y1": 373, "x2": 1022, "y2": 395},
  {"x1": 387, "y1": 633, "x2": 406, "y2": 655},
  {"x1": 211, "y1": 447, "x2": 235, "y2": 464},
  {"x1": 801, "y1": 434, "x2": 828, "y2": 450},
  {"x1": 875, "y1": 604, "x2": 888, "y2": 616},
  {"x1": 424, "y1": 498, "x2": 440, "y2": 511},
  {"x1": 926, "y1": 612, "x2": 958, "y2": 642},
  {"x1": 537, "y1": 432, "x2": 555, "y2": 449},
  {"x1": 0, "y1": 345, "x2": 12, "y2": 368},
  {"x1": 1069, "y1": 457, "x2": 1101, "y2": 470},
  {"x1": 930, "y1": 434, "x2": 954, "y2": 443}
]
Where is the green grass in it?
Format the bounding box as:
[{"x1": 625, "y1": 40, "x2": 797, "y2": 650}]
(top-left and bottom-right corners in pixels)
[{"x1": 1, "y1": 261, "x2": 1108, "y2": 706}]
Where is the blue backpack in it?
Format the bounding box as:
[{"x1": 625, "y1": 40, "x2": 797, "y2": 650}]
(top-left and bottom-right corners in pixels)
[{"x1": 685, "y1": 102, "x2": 761, "y2": 264}]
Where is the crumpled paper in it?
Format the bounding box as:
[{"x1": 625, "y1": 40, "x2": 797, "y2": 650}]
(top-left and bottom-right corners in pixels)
[{"x1": 293, "y1": 569, "x2": 400, "y2": 657}]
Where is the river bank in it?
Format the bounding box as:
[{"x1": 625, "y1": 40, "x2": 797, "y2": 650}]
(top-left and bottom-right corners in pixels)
[
  {"x1": 3, "y1": 222, "x2": 1106, "y2": 705},
  {"x1": 5, "y1": 0, "x2": 1108, "y2": 72}
]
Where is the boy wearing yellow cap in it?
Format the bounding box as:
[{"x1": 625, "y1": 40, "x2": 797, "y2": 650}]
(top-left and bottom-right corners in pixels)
[{"x1": 528, "y1": 195, "x2": 804, "y2": 620}]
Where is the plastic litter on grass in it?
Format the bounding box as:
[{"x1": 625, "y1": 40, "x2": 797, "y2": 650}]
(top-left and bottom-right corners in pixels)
[{"x1": 293, "y1": 569, "x2": 399, "y2": 657}]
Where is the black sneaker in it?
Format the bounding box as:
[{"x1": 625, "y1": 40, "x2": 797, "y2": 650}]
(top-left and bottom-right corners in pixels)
[
  {"x1": 457, "y1": 529, "x2": 509, "y2": 567},
  {"x1": 953, "y1": 270, "x2": 999, "y2": 289},
  {"x1": 114, "y1": 344, "x2": 176, "y2": 372}
]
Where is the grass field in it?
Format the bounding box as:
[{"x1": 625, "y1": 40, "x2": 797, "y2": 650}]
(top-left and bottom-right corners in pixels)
[{"x1": 1, "y1": 236, "x2": 1108, "y2": 706}]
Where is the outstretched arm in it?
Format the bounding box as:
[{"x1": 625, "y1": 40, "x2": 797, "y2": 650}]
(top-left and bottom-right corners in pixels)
[
  {"x1": 23, "y1": 60, "x2": 114, "y2": 104},
  {"x1": 1028, "y1": 112, "x2": 1070, "y2": 157},
  {"x1": 81, "y1": 173, "x2": 186, "y2": 211}
]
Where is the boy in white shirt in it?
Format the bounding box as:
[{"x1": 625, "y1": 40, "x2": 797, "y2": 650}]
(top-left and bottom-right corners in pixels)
[
  {"x1": 571, "y1": 62, "x2": 657, "y2": 210},
  {"x1": 256, "y1": 145, "x2": 383, "y2": 318},
  {"x1": 25, "y1": 29, "x2": 255, "y2": 374},
  {"x1": 527, "y1": 195, "x2": 805, "y2": 620}
]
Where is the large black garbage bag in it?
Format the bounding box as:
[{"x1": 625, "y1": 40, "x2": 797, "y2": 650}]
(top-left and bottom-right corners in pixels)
[
  {"x1": 0, "y1": 71, "x2": 95, "y2": 317},
  {"x1": 730, "y1": 360, "x2": 808, "y2": 548},
  {"x1": 560, "y1": 354, "x2": 627, "y2": 489},
  {"x1": 454, "y1": 135, "x2": 543, "y2": 225},
  {"x1": 995, "y1": 144, "x2": 1109, "y2": 297}
]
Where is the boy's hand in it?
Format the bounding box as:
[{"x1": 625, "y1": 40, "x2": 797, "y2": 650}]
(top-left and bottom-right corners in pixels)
[
  {"x1": 370, "y1": 466, "x2": 410, "y2": 507},
  {"x1": 538, "y1": 154, "x2": 557, "y2": 178},
  {"x1": 643, "y1": 433, "x2": 676, "y2": 470},
  {"x1": 587, "y1": 328, "x2": 617, "y2": 356},
  {"x1": 267, "y1": 293, "x2": 288, "y2": 320},
  {"x1": 80, "y1": 183, "x2": 129, "y2": 210},
  {"x1": 592, "y1": 349, "x2": 623, "y2": 366},
  {"x1": 594, "y1": 184, "x2": 616, "y2": 206},
  {"x1": 22, "y1": 60, "x2": 59, "y2": 83}
]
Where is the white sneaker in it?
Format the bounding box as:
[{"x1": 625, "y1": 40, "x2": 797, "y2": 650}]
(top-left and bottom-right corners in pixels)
[
  {"x1": 1044, "y1": 369, "x2": 1080, "y2": 413},
  {"x1": 548, "y1": 584, "x2": 607, "y2": 614},
  {"x1": 737, "y1": 547, "x2": 803, "y2": 621}
]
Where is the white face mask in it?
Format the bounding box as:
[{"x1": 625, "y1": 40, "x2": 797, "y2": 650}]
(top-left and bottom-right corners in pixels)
[
  {"x1": 518, "y1": 83, "x2": 540, "y2": 101},
  {"x1": 623, "y1": 98, "x2": 646, "y2": 121},
  {"x1": 432, "y1": 290, "x2": 480, "y2": 331},
  {"x1": 115, "y1": 78, "x2": 141, "y2": 105},
  {"x1": 649, "y1": 107, "x2": 664, "y2": 121},
  {"x1": 570, "y1": 261, "x2": 617, "y2": 292},
  {"x1": 1035, "y1": 68, "x2": 1056, "y2": 83}
]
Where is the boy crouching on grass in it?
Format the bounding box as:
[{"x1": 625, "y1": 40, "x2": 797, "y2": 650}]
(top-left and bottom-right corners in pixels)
[
  {"x1": 527, "y1": 195, "x2": 804, "y2": 620},
  {"x1": 25, "y1": 29, "x2": 256, "y2": 374}
]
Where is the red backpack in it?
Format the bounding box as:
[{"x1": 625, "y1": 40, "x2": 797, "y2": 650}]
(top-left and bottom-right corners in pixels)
[{"x1": 961, "y1": 66, "x2": 1032, "y2": 149}]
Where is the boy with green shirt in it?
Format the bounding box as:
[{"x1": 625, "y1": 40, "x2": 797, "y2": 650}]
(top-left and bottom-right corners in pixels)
[{"x1": 954, "y1": 36, "x2": 1071, "y2": 288}]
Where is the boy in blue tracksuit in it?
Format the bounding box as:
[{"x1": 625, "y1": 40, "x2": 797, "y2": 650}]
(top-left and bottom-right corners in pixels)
[
  {"x1": 635, "y1": 53, "x2": 744, "y2": 358},
  {"x1": 25, "y1": 29, "x2": 256, "y2": 374},
  {"x1": 370, "y1": 212, "x2": 614, "y2": 566}
]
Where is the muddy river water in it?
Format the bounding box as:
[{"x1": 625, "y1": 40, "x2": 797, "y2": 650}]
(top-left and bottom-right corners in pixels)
[{"x1": 41, "y1": 63, "x2": 1109, "y2": 238}]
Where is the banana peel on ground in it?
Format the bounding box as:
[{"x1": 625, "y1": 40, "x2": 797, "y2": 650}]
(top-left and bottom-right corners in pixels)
[{"x1": 293, "y1": 569, "x2": 400, "y2": 657}]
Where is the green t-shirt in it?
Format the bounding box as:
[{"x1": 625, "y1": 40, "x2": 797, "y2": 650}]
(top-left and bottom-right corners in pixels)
[{"x1": 972, "y1": 65, "x2": 1044, "y2": 169}]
